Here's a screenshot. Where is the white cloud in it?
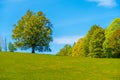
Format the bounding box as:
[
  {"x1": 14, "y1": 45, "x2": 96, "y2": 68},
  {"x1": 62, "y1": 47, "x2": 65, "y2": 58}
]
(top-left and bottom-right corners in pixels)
[
  {"x1": 54, "y1": 36, "x2": 83, "y2": 44},
  {"x1": 87, "y1": 0, "x2": 117, "y2": 7}
]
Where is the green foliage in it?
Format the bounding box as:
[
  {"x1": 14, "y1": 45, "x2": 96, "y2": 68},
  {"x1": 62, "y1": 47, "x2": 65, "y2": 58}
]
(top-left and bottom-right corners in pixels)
[
  {"x1": 0, "y1": 46, "x2": 2, "y2": 52},
  {"x1": 58, "y1": 19, "x2": 120, "y2": 58},
  {"x1": 83, "y1": 25, "x2": 104, "y2": 57},
  {"x1": 71, "y1": 25, "x2": 105, "y2": 58},
  {"x1": 71, "y1": 38, "x2": 85, "y2": 57},
  {"x1": 8, "y1": 42, "x2": 16, "y2": 52},
  {"x1": 57, "y1": 44, "x2": 72, "y2": 56},
  {"x1": 89, "y1": 26, "x2": 105, "y2": 58},
  {"x1": 83, "y1": 25, "x2": 98, "y2": 56},
  {"x1": 109, "y1": 27, "x2": 120, "y2": 57},
  {"x1": 0, "y1": 52, "x2": 120, "y2": 80},
  {"x1": 103, "y1": 18, "x2": 120, "y2": 58},
  {"x1": 12, "y1": 10, "x2": 53, "y2": 53}
]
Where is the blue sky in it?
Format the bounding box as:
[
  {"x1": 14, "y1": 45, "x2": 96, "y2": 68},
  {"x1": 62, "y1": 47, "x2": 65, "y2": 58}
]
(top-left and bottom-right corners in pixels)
[{"x1": 0, "y1": 0, "x2": 120, "y2": 54}]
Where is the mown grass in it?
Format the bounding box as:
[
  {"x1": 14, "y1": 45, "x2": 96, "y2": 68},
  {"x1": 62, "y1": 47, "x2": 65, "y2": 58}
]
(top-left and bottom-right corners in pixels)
[{"x1": 0, "y1": 52, "x2": 120, "y2": 80}]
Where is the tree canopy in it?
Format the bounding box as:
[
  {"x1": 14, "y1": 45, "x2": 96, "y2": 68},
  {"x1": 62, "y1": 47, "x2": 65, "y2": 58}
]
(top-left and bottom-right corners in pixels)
[
  {"x1": 12, "y1": 10, "x2": 53, "y2": 53},
  {"x1": 83, "y1": 25, "x2": 103, "y2": 57},
  {"x1": 56, "y1": 44, "x2": 72, "y2": 56},
  {"x1": 71, "y1": 25, "x2": 105, "y2": 58},
  {"x1": 103, "y1": 18, "x2": 120, "y2": 57},
  {"x1": 8, "y1": 42, "x2": 16, "y2": 52},
  {"x1": 88, "y1": 26, "x2": 105, "y2": 58},
  {"x1": 70, "y1": 18, "x2": 120, "y2": 58},
  {"x1": 71, "y1": 38, "x2": 84, "y2": 57}
]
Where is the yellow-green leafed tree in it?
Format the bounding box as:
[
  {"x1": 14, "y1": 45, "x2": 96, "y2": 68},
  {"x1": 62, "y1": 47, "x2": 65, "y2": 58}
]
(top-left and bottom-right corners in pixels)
[
  {"x1": 12, "y1": 10, "x2": 53, "y2": 53},
  {"x1": 71, "y1": 38, "x2": 84, "y2": 57},
  {"x1": 83, "y1": 25, "x2": 101, "y2": 56},
  {"x1": 109, "y1": 27, "x2": 120, "y2": 57},
  {"x1": 89, "y1": 26, "x2": 105, "y2": 58},
  {"x1": 103, "y1": 18, "x2": 120, "y2": 57}
]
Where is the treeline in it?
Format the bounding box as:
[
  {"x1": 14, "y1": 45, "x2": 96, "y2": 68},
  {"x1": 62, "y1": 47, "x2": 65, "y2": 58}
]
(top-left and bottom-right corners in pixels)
[
  {"x1": 0, "y1": 40, "x2": 16, "y2": 52},
  {"x1": 57, "y1": 18, "x2": 120, "y2": 58}
]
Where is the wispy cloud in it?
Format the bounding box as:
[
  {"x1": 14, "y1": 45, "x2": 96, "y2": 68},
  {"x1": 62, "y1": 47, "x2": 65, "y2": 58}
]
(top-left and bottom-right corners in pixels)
[
  {"x1": 87, "y1": 0, "x2": 117, "y2": 7},
  {"x1": 54, "y1": 36, "x2": 83, "y2": 44}
]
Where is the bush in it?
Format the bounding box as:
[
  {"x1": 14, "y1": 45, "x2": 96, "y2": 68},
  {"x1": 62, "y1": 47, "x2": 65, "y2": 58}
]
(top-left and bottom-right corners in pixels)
[
  {"x1": 8, "y1": 42, "x2": 16, "y2": 52},
  {"x1": 0, "y1": 46, "x2": 2, "y2": 52}
]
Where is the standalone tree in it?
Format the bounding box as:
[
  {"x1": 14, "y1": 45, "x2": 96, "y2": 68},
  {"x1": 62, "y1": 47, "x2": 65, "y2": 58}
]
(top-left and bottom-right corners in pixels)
[
  {"x1": 57, "y1": 44, "x2": 72, "y2": 56},
  {"x1": 8, "y1": 42, "x2": 16, "y2": 52},
  {"x1": 12, "y1": 10, "x2": 53, "y2": 53}
]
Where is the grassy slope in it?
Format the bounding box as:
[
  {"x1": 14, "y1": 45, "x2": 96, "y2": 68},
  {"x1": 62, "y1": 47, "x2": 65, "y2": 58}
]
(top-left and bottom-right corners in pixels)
[{"x1": 0, "y1": 52, "x2": 120, "y2": 80}]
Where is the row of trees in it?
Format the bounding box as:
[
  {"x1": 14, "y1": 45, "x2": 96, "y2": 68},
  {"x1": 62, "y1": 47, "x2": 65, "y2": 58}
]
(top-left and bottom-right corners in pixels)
[
  {"x1": 0, "y1": 40, "x2": 16, "y2": 52},
  {"x1": 57, "y1": 18, "x2": 120, "y2": 58}
]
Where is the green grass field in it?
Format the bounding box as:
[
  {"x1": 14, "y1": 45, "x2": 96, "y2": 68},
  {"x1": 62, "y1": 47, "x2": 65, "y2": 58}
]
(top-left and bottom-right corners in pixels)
[{"x1": 0, "y1": 52, "x2": 120, "y2": 80}]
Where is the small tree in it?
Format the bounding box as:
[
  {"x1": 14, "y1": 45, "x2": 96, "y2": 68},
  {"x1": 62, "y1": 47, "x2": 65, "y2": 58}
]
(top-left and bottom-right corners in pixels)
[
  {"x1": 57, "y1": 44, "x2": 72, "y2": 56},
  {"x1": 0, "y1": 46, "x2": 2, "y2": 52},
  {"x1": 8, "y1": 42, "x2": 16, "y2": 52}
]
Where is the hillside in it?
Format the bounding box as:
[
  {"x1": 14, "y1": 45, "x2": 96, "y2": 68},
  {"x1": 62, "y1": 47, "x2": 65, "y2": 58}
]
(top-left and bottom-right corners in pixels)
[{"x1": 0, "y1": 52, "x2": 120, "y2": 80}]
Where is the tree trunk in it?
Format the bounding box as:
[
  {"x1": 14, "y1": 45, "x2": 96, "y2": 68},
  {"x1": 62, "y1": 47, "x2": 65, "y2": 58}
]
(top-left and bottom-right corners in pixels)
[{"x1": 32, "y1": 46, "x2": 35, "y2": 53}]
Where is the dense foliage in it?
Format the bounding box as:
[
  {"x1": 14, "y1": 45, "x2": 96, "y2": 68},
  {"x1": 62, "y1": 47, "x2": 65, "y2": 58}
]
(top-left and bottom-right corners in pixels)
[
  {"x1": 83, "y1": 25, "x2": 105, "y2": 57},
  {"x1": 71, "y1": 38, "x2": 84, "y2": 57},
  {"x1": 56, "y1": 44, "x2": 72, "y2": 56},
  {"x1": 12, "y1": 10, "x2": 53, "y2": 53},
  {"x1": 58, "y1": 18, "x2": 120, "y2": 58},
  {"x1": 103, "y1": 18, "x2": 120, "y2": 58},
  {"x1": 8, "y1": 42, "x2": 16, "y2": 52},
  {"x1": 83, "y1": 25, "x2": 98, "y2": 56},
  {"x1": 71, "y1": 25, "x2": 105, "y2": 58},
  {"x1": 88, "y1": 25, "x2": 105, "y2": 58}
]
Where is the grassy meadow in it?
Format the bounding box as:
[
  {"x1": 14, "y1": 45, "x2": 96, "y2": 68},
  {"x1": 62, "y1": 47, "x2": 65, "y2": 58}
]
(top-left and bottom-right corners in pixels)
[{"x1": 0, "y1": 52, "x2": 120, "y2": 80}]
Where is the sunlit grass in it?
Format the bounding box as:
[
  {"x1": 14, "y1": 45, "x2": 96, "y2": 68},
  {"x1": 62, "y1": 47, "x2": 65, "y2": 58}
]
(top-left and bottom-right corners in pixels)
[{"x1": 0, "y1": 52, "x2": 120, "y2": 80}]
